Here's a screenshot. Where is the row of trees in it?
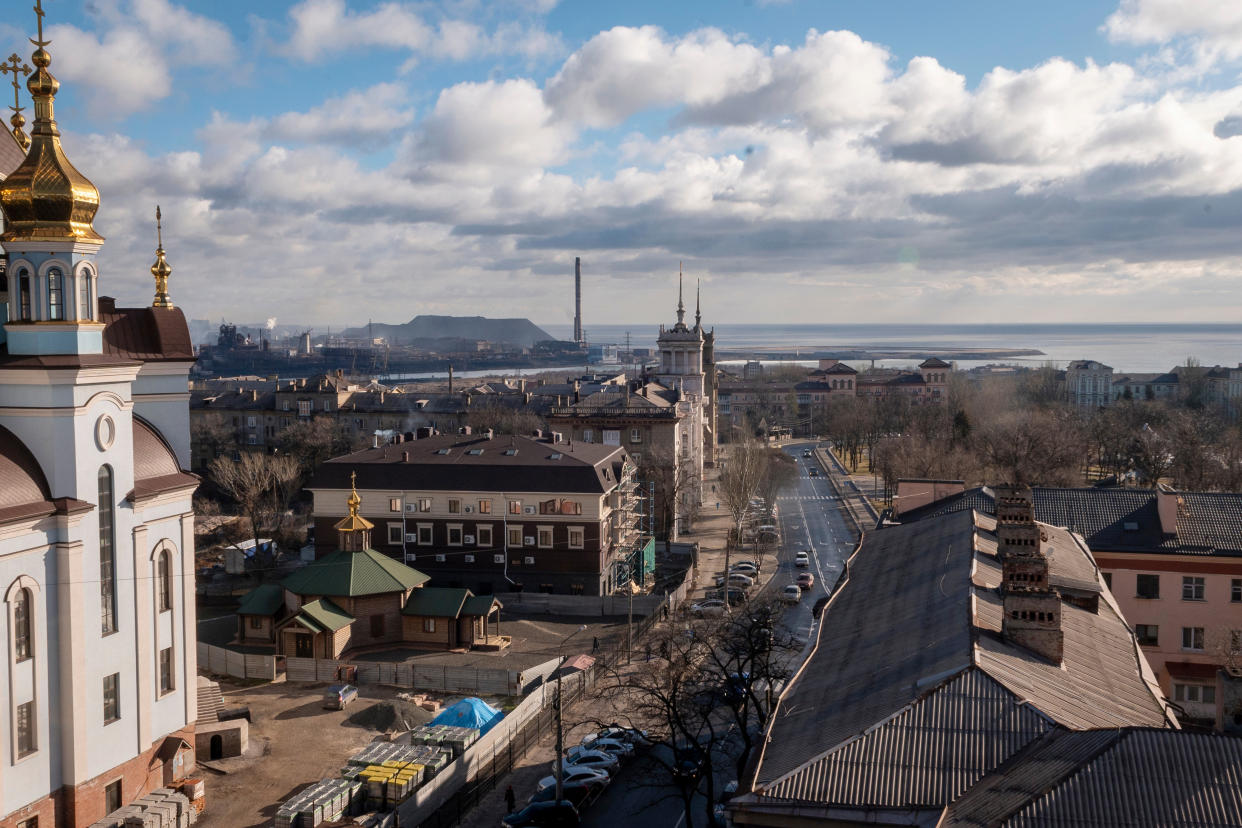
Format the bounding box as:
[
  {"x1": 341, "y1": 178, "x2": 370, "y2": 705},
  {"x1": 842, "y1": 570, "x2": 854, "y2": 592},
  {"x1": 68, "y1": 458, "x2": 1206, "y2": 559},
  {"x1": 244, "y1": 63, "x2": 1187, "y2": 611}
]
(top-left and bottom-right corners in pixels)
[{"x1": 811, "y1": 365, "x2": 1242, "y2": 496}]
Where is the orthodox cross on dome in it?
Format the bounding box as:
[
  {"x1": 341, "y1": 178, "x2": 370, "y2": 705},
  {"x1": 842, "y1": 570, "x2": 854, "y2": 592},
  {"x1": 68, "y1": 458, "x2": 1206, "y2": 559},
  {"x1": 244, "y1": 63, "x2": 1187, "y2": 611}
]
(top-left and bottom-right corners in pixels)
[
  {"x1": 335, "y1": 469, "x2": 372, "y2": 551},
  {"x1": 676, "y1": 261, "x2": 685, "y2": 326},
  {"x1": 150, "y1": 205, "x2": 174, "y2": 308},
  {"x1": 0, "y1": 53, "x2": 31, "y2": 151},
  {"x1": 31, "y1": 0, "x2": 50, "y2": 49},
  {"x1": 695, "y1": 278, "x2": 701, "y2": 330}
]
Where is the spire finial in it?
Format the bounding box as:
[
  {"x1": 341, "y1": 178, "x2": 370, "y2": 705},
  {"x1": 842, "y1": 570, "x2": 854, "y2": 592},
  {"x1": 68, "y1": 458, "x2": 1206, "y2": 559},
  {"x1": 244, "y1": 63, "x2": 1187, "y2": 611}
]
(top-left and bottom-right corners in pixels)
[
  {"x1": 695, "y1": 278, "x2": 701, "y2": 329},
  {"x1": 31, "y1": 0, "x2": 49, "y2": 49},
  {"x1": 150, "y1": 204, "x2": 174, "y2": 308},
  {"x1": 348, "y1": 470, "x2": 361, "y2": 516},
  {"x1": 0, "y1": 54, "x2": 31, "y2": 152},
  {"x1": 676, "y1": 262, "x2": 685, "y2": 325}
]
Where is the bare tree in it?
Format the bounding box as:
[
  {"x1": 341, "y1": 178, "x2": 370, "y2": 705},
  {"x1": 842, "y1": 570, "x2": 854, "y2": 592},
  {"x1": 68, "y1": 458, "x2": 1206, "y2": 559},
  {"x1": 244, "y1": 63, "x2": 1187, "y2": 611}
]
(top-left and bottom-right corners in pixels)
[
  {"x1": 468, "y1": 399, "x2": 547, "y2": 435},
  {"x1": 208, "y1": 453, "x2": 302, "y2": 562},
  {"x1": 720, "y1": 440, "x2": 768, "y2": 553},
  {"x1": 637, "y1": 447, "x2": 696, "y2": 540},
  {"x1": 278, "y1": 417, "x2": 366, "y2": 478}
]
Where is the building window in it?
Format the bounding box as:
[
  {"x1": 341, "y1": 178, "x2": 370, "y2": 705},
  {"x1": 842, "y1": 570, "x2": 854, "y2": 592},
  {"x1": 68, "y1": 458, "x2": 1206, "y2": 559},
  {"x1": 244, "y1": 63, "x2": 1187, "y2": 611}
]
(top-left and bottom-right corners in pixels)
[
  {"x1": 282, "y1": 400, "x2": 290, "y2": 411},
  {"x1": 46, "y1": 267, "x2": 63, "y2": 320},
  {"x1": 249, "y1": 616, "x2": 262, "y2": 630},
  {"x1": 582, "y1": 429, "x2": 593, "y2": 443},
  {"x1": 568, "y1": 527, "x2": 584, "y2": 549},
  {"x1": 16, "y1": 700, "x2": 35, "y2": 757},
  {"x1": 17, "y1": 817, "x2": 36, "y2": 828},
  {"x1": 103, "y1": 673, "x2": 120, "y2": 723},
  {"x1": 477, "y1": 525, "x2": 492, "y2": 547},
  {"x1": 418, "y1": 498, "x2": 432, "y2": 512},
  {"x1": 159, "y1": 647, "x2": 173, "y2": 694},
  {"x1": 1136, "y1": 574, "x2": 1160, "y2": 599},
  {"x1": 537, "y1": 527, "x2": 553, "y2": 549},
  {"x1": 390, "y1": 497, "x2": 401, "y2": 512},
  {"x1": 508, "y1": 526, "x2": 523, "y2": 547},
  {"x1": 417, "y1": 524, "x2": 432, "y2": 545},
  {"x1": 1135, "y1": 624, "x2": 1158, "y2": 646},
  {"x1": 1174, "y1": 683, "x2": 1216, "y2": 704},
  {"x1": 423, "y1": 618, "x2": 435, "y2": 633},
  {"x1": 478, "y1": 500, "x2": 492, "y2": 514},
  {"x1": 1182, "y1": 627, "x2": 1205, "y2": 652},
  {"x1": 298, "y1": 400, "x2": 311, "y2": 416},
  {"x1": 370, "y1": 615, "x2": 384, "y2": 637},
  {"x1": 17, "y1": 269, "x2": 30, "y2": 320},
  {"x1": 13, "y1": 587, "x2": 31, "y2": 661},
  {"x1": 105, "y1": 780, "x2": 122, "y2": 815},
  {"x1": 448, "y1": 498, "x2": 461, "y2": 514},
  {"x1": 388, "y1": 524, "x2": 404, "y2": 545},
  {"x1": 246, "y1": 416, "x2": 256, "y2": 427},
  {"x1": 508, "y1": 500, "x2": 521, "y2": 515},
  {"x1": 1102, "y1": 572, "x2": 1112, "y2": 589},
  {"x1": 323, "y1": 399, "x2": 332, "y2": 411},
  {"x1": 447, "y1": 525, "x2": 463, "y2": 546},
  {"x1": 1233, "y1": 579, "x2": 1241, "y2": 603},
  {"x1": 79, "y1": 270, "x2": 92, "y2": 320},
  {"x1": 157, "y1": 549, "x2": 172, "y2": 612},
  {"x1": 630, "y1": 428, "x2": 642, "y2": 443},
  {"x1": 1183, "y1": 576, "x2": 1206, "y2": 601},
  {"x1": 98, "y1": 466, "x2": 117, "y2": 634}
]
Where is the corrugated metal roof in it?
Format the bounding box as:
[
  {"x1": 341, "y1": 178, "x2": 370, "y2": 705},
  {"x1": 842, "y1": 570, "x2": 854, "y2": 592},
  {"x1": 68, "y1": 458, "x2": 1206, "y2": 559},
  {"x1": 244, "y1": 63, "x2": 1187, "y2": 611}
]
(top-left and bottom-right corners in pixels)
[
  {"x1": 237, "y1": 583, "x2": 284, "y2": 616},
  {"x1": 298, "y1": 597, "x2": 354, "y2": 632},
  {"x1": 993, "y1": 729, "x2": 1242, "y2": 828},
  {"x1": 762, "y1": 668, "x2": 1052, "y2": 808},
  {"x1": 402, "y1": 587, "x2": 469, "y2": 618},
  {"x1": 282, "y1": 546, "x2": 430, "y2": 597}
]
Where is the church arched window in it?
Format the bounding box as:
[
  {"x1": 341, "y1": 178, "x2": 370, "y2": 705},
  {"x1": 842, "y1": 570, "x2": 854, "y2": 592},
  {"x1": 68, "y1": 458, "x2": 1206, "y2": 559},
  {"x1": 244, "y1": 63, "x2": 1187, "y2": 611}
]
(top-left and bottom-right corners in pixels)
[
  {"x1": 98, "y1": 466, "x2": 117, "y2": 634},
  {"x1": 17, "y1": 268, "x2": 31, "y2": 321},
  {"x1": 78, "y1": 269, "x2": 93, "y2": 321},
  {"x1": 157, "y1": 548, "x2": 172, "y2": 612},
  {"x1": 13, "y1": 588, "x2": 31, "y2": 662},
  {"x1": 47, "y1": 267, "x2": 63, "y2": 321}
]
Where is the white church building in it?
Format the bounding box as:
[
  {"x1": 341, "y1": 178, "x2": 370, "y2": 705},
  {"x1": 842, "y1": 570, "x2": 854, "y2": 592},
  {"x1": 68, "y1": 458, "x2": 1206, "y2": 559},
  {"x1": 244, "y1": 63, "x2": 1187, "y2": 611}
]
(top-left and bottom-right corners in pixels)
[{"x1": 0, "y1": 8, "x2": 198, "y2": 827}]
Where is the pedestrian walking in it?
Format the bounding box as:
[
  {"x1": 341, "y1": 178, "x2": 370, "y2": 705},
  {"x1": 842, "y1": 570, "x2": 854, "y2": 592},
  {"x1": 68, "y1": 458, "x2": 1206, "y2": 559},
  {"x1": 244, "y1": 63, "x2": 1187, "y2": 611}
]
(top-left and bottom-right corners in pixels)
[
  {"x1": 645, "y1": 643, "x2": 652, "y2": 662},
  {"x1": 662, "y1": 605, "x2": 669, "y2": 621},
  {"x1": 592, "y1": 636, "x2": 599, "y2": 651},
  {"x1": 504, "y1": 785, "x2": 516, "y2": 813}
]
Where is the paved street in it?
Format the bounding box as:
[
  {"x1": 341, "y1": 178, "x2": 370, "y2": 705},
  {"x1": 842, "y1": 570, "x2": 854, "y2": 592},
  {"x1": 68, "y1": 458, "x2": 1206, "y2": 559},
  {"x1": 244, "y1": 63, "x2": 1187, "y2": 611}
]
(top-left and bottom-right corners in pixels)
[{"x1": 578, "y1": 439, "x2": 859, "y2": 827}]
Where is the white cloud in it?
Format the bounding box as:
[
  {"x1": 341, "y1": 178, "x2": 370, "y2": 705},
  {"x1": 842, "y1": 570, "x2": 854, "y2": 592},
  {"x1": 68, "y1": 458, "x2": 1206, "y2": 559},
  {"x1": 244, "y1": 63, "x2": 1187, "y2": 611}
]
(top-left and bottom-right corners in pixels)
[
  {"x1": 1104, "y1": 0, "x2": 1242, "y2": 64},
  {"x1": 267, "y1": 83, "x2": 415, "y2": 146}
]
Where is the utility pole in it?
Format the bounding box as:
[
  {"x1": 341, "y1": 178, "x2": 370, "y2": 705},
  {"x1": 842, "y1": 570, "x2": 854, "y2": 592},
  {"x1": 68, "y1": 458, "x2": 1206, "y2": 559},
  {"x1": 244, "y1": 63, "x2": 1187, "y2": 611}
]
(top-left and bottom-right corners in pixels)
[{"x1": 554, "y1": 659, "x2": 564, "y2": 803}]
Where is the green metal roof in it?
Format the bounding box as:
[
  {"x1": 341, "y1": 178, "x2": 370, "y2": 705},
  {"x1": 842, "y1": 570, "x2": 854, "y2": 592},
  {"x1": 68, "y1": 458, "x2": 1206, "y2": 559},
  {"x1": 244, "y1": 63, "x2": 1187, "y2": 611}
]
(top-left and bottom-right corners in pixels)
[
  {"x1": 236, "y1": 583, "x2": 284, "y2": 617},
  {"x1": 402, "y1": 587, "x2": 470, "y2": 619},
  {"x1": 282, "y1": 547, "x2": 430, "y2": 598},
  {"x1": 297, "y1": 597, "x2": 355, "y2": 632},
  {"x1": 463, "y1": 594, "x2": 501, "y2": 616}
]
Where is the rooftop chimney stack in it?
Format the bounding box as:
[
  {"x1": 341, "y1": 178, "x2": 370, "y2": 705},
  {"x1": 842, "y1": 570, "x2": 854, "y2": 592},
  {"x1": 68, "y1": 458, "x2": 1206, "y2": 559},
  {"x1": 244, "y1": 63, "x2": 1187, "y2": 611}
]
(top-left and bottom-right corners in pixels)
[
  {"x1": 996, "y1": 483, "x2": 1064, "y2": 664},
  {"x1": 574, "y1": 257, "x2": 584, "y2": 346}
]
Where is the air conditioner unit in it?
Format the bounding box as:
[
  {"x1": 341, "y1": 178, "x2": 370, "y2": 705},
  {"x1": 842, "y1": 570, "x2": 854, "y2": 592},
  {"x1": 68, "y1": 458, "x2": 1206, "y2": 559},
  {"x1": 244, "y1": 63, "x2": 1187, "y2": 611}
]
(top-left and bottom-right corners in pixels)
[
  {"x1": 463, "y1": 535, "x2": 475, "y2": 545},
  {"x1": 524, "y1": 556, "x2": 535, "y2": 566},
  {"x1": 405, "y1": 533, "x2": 418, "y2": 543},
  {"x1": 524, "y1": 536, "x2": 535, "y2": 546},
  {"x1": 523, "y1": 506, "x2": 537, "y2": 515},
  {"x1": 464, "y1": 505, "x2": 474, "y2": 513},
  {"x1": 493, "y1": 554, "x2": 505, "y2": 564},
  {"x1": 464, "y1": 554, "x2": 475, "y2": 563},
  {"x1": 404, "y1": 553, "x2": 416, "y2": 563},
  {"x1": 405, "y1": 503, "x2": 418, "y2": 512},
  {"x1": 435, "y1": 554, "x2": 446, "y2": 562}
]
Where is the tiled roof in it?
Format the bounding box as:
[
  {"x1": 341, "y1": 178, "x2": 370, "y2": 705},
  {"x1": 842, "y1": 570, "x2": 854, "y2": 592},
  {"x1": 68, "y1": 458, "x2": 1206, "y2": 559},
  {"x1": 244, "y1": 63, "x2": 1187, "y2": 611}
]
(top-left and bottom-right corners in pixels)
[
  {"x1": 312, "y1": 434, "x2": 627, "y2": 495},
  {"x1": 944, "y1": 728, "x2": 1242, "y2": 827},
  {"x1": 899, "y1": 486, "x2": 1242, "y2": 557},
  {"x1": 747, "y1": 510, "x2": 1170, "y2": 816},
  {"x1": 237, "y1": 583, "x2": 285, "y2": 616},
  {"x1": 282, "y1": 547, "x2": 430, "y2": 597},
  {"x1": 0, "y1": 424, "x2": 54, "y2": 524}
]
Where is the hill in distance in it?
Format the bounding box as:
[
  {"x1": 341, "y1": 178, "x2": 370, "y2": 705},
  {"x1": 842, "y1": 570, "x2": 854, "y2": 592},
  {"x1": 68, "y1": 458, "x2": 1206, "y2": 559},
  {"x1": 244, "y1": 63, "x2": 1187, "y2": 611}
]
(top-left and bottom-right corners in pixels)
[{"x1": 343, "y1": 315, "x2": 557, "y2": 348}]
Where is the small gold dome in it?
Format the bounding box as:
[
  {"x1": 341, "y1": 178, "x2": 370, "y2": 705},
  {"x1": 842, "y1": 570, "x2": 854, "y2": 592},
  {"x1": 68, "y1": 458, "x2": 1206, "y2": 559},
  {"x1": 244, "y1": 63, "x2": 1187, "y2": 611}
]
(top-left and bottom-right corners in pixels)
[
  {"x1": 0, "y1": 42, "x2": 102, "y2": 244},
  {"x1": 151, "y1": 206, "x2": 174, "y2": 308}
]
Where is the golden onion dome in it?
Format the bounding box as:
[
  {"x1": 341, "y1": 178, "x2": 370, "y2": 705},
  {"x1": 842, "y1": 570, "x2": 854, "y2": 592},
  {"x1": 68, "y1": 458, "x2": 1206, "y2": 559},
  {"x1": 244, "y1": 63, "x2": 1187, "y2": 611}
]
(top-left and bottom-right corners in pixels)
[
  {"x1": 0, "y1": 43, "x2": 102, "y2": 244},
  {"x1": 151, "y1": 205, "x2": 174, "y2": 308}
]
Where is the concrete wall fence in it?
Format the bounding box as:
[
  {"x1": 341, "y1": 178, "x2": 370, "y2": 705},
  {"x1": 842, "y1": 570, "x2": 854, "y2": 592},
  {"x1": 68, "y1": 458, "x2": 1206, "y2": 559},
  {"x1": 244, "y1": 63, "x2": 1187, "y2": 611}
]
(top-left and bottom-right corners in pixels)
[
  {"x1": 283, "y1": 655, "x2": 562, "y2": 697},
  {"x1": 197, "y1": 642, "x2": 278, "y2": 681}
]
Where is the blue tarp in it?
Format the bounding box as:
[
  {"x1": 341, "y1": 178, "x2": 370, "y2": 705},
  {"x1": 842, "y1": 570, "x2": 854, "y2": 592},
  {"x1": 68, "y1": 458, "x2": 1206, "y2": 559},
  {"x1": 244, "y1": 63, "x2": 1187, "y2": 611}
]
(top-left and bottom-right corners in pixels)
[{"x1": 431, "y1": 697, "x2": 504, "y2": 735}]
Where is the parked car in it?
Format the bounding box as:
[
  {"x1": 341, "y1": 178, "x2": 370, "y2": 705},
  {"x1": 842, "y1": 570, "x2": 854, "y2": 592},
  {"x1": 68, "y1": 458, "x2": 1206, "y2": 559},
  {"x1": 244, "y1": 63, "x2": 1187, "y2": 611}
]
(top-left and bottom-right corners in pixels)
[
  {"x1": 715, "y1": 572, "x2": 754, "y2": 589},
  {"x1": 322, "y1": 684, "x2": 357, "y2": 710},
  {"x1": 794, "y1": 551, "x2": 810, "y2": 568},
  {"x1": 691, "y1": 599, "x2": 727, "y2": 617},
  {"x1": 705, "y1": 588, "x2": 748, "y2": 606},
  {"x1": 560, "y1": 748, "x2": 619, "y2": 773},
  {"x1": 796, "y1": 572, "x2": 815, "y2": 590},
  {"x1": 591, "y1": 726, "x2": 652, "y2": 748},
  {"x1": 528, "y1": 781, "x2": 596, "y2": 809},
  {"x1": 732, "y1": 559, "x2": 760, "y2": 571},
  {"x1": 570, "y1": 738, "x2": 633, "y2": 761},
  {"x1": 502, "y1": 799, "x2": 581, "y2": 828},
  {"x1": 782, "y1": 584, "x2": 802, "y2": 604},
  {"x1": 536, "y1": 767, "x2": 611, "y2": 793},
  {"x1": 728, "y1": 562, "x2": 758, "y2": 576}
]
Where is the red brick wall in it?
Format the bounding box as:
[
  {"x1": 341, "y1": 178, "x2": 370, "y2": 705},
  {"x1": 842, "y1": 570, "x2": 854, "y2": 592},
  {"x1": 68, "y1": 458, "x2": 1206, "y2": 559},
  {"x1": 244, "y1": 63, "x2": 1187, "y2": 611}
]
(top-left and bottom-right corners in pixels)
[{"x1": 2, "y1": 724, "x2": 196, "y2": 828}]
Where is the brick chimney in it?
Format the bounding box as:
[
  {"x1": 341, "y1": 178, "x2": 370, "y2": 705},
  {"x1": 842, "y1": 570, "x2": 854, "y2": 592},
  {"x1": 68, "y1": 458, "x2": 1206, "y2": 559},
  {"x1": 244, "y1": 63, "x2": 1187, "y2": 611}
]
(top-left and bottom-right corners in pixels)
[
  {"x1": 1157, "y1": 483, "x2": 1180, "y2": 536},
  {"x1": 996, "y1": 483, "x2": 1064, "y2": 664}
]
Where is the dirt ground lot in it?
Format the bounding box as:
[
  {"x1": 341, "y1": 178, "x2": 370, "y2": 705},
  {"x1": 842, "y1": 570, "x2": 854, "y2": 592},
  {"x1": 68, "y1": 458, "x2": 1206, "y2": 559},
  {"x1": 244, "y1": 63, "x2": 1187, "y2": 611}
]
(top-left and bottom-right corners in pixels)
[{"x1": 196, "y1": 680, "x2": 444, "y2": 828}]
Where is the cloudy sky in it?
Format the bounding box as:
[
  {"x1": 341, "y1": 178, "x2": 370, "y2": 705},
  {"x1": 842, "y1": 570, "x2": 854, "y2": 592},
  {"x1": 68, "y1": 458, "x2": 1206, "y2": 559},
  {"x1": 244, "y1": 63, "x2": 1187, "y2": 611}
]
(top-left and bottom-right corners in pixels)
[{"x1": 4, "y1": 0, "x2": 1242, "y2": 330}]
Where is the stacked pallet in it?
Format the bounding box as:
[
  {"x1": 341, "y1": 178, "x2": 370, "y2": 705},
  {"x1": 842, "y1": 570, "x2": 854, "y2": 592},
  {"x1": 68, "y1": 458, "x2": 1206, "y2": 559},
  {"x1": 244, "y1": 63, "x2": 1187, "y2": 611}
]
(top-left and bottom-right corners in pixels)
[
  {"x1": 347, "y1": 742, "x2": 451, "y2": 778},
  {"x1": 86, "y1": 789, "x2": 195, "y2": 828},
  {"x1": 407, "y1": 724, "x2": 480, "y2": 758},
  {"x1": 355, "y1": 762, "x2": 422, "y2": 810},
  {"x1": 274, "y1": 778, "x2": 365, "y2": 828}
]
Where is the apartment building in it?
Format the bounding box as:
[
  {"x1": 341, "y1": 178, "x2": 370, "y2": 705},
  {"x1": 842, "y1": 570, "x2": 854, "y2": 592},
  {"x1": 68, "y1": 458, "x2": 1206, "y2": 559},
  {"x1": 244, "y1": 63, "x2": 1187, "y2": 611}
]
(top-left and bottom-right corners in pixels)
[
  {"x1": 307, "y1": 433, "x2": 644, "y2": 596},
  {"x1": 1066, "y1": 359, "x2": 1114, "y2": 408}
]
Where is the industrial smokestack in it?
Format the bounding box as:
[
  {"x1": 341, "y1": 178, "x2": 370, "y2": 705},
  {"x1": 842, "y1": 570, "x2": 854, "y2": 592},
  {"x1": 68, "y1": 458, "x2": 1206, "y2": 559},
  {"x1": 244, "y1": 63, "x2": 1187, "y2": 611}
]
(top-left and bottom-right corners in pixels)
[{"x1": 574, "y1": 256, "x2": 583, "y2": 346}]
